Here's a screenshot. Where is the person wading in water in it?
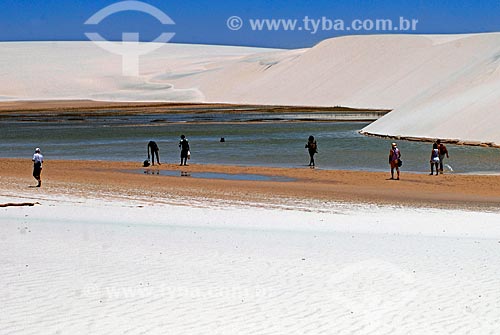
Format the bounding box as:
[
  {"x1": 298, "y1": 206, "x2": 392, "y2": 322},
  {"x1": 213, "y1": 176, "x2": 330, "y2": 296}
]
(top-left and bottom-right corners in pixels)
[{"x1": 305, "y1": 135, "x2": 318, "y2": 168}]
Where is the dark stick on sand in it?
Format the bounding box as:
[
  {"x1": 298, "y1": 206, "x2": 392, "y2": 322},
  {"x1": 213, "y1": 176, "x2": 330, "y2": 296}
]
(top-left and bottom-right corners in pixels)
[{"x1": 0, "y1": 202, "x2": 40, "y2": 208}]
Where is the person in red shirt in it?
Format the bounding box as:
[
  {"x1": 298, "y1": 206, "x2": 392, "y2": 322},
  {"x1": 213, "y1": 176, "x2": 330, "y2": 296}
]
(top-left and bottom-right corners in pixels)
[
  {"x1": 388, "y1": 143, "x2": 401, "y2": 180},
  {"x1": 436, "y1": 139, "x2": 449, "y2": 174}
]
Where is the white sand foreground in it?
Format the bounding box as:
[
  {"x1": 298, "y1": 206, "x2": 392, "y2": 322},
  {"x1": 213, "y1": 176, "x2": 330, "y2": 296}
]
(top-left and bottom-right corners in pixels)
[{"x1": 1, "y1": 190, "x2": 500, "y2": 334}]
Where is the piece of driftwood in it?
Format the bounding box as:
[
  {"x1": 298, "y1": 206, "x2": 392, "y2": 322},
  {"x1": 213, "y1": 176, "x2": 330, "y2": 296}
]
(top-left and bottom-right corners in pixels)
[{"x1": 0, "y1": 202, "x2": 40, "y2": 208}]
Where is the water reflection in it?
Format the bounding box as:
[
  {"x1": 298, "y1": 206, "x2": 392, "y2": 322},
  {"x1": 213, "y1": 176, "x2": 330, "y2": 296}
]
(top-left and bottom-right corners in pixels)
[{"x1": 133, "y1": 169, "x2": 293, "y2": 182}]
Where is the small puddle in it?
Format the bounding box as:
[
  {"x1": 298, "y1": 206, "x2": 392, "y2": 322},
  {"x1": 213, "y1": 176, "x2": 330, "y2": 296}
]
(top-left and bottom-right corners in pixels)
[{"x1": 132, "y1": 169, "x2": 294, "y2": 182}]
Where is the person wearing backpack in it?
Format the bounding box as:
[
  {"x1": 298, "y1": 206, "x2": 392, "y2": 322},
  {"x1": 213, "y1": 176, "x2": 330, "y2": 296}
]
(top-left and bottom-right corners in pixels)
[
  {"x1": 388, "y1": 142, "x2": 401, "y2": 180},
  {"x1": 429, "y1": 142, "x2": 440, "y2": 176},
  {"x1": 305, "y1": 135, "x2": 318, "y2": 167}
]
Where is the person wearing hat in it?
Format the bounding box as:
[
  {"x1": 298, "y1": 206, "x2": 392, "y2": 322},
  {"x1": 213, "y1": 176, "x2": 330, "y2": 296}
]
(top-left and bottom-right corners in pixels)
[
  {"x1": 32, "y1": 147, "x2": 44, "y2": 187},
  {"x1": 388, "y1": 142, "x2": 401, "y2": 180}
]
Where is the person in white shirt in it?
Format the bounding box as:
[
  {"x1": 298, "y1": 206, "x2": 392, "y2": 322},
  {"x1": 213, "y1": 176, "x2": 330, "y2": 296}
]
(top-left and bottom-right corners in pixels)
[{"x1": 32, "y1": 148, "x2": 44, "y2": 187}]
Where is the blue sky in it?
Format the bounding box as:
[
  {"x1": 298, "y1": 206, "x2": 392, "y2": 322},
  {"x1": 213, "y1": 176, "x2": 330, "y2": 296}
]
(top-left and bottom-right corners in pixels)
[{"x1": 0, "y1": 0, "x2": 499, "y2": 48}]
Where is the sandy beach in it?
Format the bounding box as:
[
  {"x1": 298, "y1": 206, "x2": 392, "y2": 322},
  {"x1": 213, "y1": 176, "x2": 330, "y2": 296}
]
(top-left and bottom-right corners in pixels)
[
  {"x1": 2, "y1": 158, "x2": 500, "y2": 334},
  {"x1": 0, "y1": 100, "x2": 388, "y2": 124},
  {"x1": 2, "y1": 158, "x2": 500, "y2": 209}
]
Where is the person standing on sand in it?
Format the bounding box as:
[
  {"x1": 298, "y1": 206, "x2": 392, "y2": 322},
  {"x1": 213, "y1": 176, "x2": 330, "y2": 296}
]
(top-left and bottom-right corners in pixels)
[
  {"x1": 179, "y1": 135, "x2": 190, "y2": 166},
  {"x1": 305, "y1": 135, "x2": 318, "y2": 167},
  {"x1": 389, "y1": 142, "x2": 401, "y2": 180},
  {"x1": 430, "y1": 142, "x2": 440, "y2": 176},
  {"x1": 32, "y1": 147, "x2": 43, "y2": 187},
  {"x1": 147, "y1": 141, "x2": 161, "y2": 166},
  {"x1": 436, "y1": 139, "x2": 449, "y2": 174}
]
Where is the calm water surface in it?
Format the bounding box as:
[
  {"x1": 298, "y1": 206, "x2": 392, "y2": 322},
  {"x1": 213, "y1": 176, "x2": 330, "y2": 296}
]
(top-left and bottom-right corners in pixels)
[{"x1": 1, "y1": 113, "x2": 500, "y2": 174}]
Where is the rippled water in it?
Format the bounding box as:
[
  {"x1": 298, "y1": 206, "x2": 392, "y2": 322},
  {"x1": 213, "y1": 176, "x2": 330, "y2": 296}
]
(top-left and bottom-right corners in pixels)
[{"x1": 1, "y1": 113, "x2": 500, "y2": 174}]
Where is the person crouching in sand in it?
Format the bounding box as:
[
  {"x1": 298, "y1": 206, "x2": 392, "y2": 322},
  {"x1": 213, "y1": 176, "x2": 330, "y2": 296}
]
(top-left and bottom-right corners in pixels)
[
  {"x1": 32, "y1": 147, "x2": 43, "y2": 187},
  {"x1": 147, "y1": 141, "x2": 161, "y2": 166},
  {"x1": 389, "y1": 142, "x2": 401, "y2": 180}
]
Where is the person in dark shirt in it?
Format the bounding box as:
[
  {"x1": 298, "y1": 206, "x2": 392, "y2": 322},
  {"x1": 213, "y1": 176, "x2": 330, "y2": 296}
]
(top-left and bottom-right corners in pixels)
[
  {"x1": 147, "y1": 141, "x2": 161, "y2": 166},
  {"x1": 436, "y1": 139, "x2": 449, "y2": 174},
  {"x1": 305, "y1": 135, "x2": 318, "y2": 167},
  {"x1": 179, "y1": 135, "x2": 190, "y2": 166}
]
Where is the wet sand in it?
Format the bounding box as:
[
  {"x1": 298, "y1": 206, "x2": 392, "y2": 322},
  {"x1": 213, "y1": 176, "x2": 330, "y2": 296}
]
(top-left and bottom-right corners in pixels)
[
  {"x1": 0, "y1": 100, "x2": 389, "y2": 122},
  {"x1": 2, "y1": 158, "x2": 500, "y2": 209}
]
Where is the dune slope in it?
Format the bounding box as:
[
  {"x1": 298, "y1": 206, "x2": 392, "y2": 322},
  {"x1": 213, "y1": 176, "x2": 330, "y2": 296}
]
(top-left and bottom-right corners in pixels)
[{"x1": 2, "y1": 33, "x2": 500, "y2": 143}]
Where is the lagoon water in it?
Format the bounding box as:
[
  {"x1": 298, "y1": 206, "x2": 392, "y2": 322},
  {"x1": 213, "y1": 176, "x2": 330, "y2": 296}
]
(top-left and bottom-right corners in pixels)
[{"x1": 1, "y1": 112, "x2": 500, "y2": 174}]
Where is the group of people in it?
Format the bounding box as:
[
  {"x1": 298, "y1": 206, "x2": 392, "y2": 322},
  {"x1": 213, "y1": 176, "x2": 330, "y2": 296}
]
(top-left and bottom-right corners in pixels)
[
  {"x1": 389, "y1": 139, "x2": 449, "y2": 180},
  {"x1": 30, "y1": 135, "x2": 190, "y2": 188},
  {"x1": 145, "y1": 135, "x2": 191, "y2": 167},
  {"x1": 305, "y1": 136, "x2": 449, "y2": 180},
  {"x1": 429, "y1": 139, "x2": 449, "y2": 175},
  {"x1": 30, "y1": 134, "x2": 451, "y2": 187}
]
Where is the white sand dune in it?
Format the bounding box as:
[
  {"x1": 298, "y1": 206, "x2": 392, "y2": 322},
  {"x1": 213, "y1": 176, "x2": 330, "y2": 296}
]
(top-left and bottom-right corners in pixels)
[
  {"x1": 0, "y1": 42, "x2": 277, "y2": 102},
  {"x1": 361, "y1": 34, "x2": 500, "y2": 145},
  {"x1": 2, "y1": 33, "x2": 500, "y2": 143},
  {"x1": 173, "y1": 34, "x2": 500, "y2": 110},
  {"x1": 1, "y1": 192, "x2": 500, "y2": 334}
]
